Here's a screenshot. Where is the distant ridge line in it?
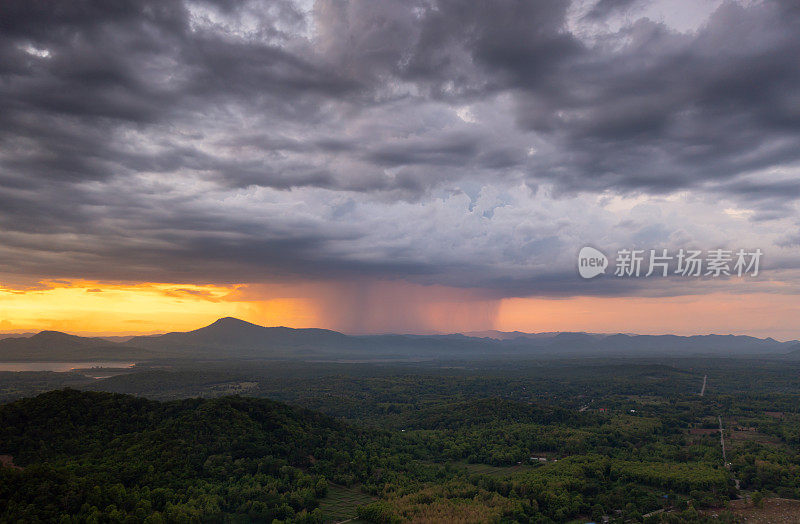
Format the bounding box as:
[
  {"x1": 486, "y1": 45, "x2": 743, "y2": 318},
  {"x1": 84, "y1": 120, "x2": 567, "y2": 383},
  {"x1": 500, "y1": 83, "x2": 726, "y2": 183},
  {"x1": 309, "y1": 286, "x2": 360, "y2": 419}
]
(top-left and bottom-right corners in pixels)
[{"x1": 0, "y1": 317, "x2": 797, "y2": 362}]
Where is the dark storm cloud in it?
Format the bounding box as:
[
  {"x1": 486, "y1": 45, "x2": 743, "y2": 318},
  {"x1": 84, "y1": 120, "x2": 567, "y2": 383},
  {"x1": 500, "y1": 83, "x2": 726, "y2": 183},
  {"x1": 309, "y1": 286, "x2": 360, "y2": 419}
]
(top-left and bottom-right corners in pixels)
[
  {"x1": 0, "y1": 0, "x2": 356, "y2": 187},
  {"x1": 583, "y1": 0, "x2": 640, "y2": 20},
  {"x1": 315, "y1": 0, "x2": 800, "y2": 199},
  {"x1": 514, "y1": 3, "x2": 800, "y2": 195},
  {"x1": 5, "y1": 0, "x2": 799, "y2": 194},
  {"x1": 398, "y1": 0, "x2": 580, "y2": 96},
  {"x1": 1, "y1": 0, "x2": 799, "y2": 295},
  {"x1": 366, "y1": 134, "x2": 480, "y2": 167}
]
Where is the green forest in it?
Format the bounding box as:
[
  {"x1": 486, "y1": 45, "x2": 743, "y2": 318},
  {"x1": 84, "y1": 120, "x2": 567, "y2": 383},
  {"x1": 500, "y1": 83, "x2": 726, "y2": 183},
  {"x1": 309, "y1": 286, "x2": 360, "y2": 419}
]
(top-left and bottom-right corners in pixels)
[{"x1": 1, "y1": 358, "x2": 799, "y2": 522}]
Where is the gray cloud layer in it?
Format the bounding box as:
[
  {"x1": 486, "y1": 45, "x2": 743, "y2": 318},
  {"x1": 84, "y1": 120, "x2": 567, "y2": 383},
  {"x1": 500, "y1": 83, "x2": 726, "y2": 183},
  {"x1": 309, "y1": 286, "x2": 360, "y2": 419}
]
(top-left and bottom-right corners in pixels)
[{"x1": 1, "y1": 0, "x2": 799, "y2": 296}]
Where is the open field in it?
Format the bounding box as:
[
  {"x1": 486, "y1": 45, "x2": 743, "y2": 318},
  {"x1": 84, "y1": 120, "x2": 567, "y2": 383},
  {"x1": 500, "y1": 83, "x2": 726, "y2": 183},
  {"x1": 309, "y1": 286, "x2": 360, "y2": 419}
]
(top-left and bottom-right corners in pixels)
[
  {"x1": 702, "y1": 498, "x2": 800, "y2": 523},
  {"x1": 453, "y1": 461, "x2": 538, "y2": 477},
  {"x1": 317, "y1": 484, "x2": 376, "y2": 522}
]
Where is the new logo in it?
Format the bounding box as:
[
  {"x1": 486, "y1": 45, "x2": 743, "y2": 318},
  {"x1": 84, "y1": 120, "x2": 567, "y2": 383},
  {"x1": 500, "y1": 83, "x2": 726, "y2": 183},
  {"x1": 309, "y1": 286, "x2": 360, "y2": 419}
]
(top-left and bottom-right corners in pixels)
[{"x1": 578, "y1": 246, "x2": 608, "y2": 279}]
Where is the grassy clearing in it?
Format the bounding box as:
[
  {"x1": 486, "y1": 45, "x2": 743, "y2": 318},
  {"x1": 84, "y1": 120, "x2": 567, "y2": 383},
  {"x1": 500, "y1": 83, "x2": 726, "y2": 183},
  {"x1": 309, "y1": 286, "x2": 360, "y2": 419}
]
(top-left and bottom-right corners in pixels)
[
  {"x1": 454, "y1": 461, "x2": 537, "y2": 477},
  {"x1": 318, "y1": 484, "x2": 375, "y2": 522},
  {"x1": 701, "y1": 497, "x2": 800, "y2": 523}
]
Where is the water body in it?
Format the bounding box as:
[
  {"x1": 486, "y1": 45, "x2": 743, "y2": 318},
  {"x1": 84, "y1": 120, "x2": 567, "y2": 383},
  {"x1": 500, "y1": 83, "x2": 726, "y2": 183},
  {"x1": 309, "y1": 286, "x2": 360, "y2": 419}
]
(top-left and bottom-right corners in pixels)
[{"x1": 0, "y1": 361, "x2": 136, "y2": 372}]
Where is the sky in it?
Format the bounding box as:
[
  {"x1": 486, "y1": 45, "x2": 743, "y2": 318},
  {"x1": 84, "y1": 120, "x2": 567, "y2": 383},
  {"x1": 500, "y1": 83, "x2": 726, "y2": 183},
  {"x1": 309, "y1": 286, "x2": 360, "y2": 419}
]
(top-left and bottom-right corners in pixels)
[{"x1": 1, "y1": 0, "x2": 800, "y2": 338}]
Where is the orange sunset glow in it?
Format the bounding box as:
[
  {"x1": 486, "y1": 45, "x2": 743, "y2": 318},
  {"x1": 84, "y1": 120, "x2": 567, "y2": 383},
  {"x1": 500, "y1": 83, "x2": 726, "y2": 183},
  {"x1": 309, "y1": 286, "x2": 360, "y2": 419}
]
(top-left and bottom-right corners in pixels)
[
  {"x1": 0, "y1": 281, "x2": 311, "y2": 335},
  {"x1": 2, "y1": 280, "x2": 799, "y2": 340}
]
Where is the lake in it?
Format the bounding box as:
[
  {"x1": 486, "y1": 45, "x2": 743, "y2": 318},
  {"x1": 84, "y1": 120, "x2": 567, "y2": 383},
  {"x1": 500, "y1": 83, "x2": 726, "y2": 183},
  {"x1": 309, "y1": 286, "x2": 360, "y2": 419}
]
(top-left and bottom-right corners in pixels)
[{"x1": 0, "y1": 361, "x2": 136, "y2": 372}]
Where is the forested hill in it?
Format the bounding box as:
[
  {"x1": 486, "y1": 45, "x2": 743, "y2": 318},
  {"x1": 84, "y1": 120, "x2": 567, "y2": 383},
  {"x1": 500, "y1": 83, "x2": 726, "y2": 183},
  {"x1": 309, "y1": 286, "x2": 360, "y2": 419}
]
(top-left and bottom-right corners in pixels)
[
  {"x1": 1, "y1": 384, "x2": 784, "y2": 522},
  {"x1": 0, "y1": 389, "x2": 392, "y2": 522}
]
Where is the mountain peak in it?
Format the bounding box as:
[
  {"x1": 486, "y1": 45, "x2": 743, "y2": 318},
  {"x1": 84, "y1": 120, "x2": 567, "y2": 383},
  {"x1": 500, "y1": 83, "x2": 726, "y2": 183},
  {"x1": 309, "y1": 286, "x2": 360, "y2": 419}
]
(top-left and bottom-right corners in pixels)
[
  {"x1": 206, "y1": 317, "x2": 261, "y2": 329},
  {"x1": 32, "y1": 330, "x2": 76, "y2": 340}
]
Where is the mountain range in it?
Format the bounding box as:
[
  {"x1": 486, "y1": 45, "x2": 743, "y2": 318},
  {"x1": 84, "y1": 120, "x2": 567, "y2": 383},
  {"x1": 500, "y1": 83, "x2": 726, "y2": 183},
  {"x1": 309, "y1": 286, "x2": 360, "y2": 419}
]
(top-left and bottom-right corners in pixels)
[
  {"x1": 0, "y1": 331, "x2": 157, "y2": 361},
  {"x1": 0, "y1": 317, "x2": 798, "y2": 362}
]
